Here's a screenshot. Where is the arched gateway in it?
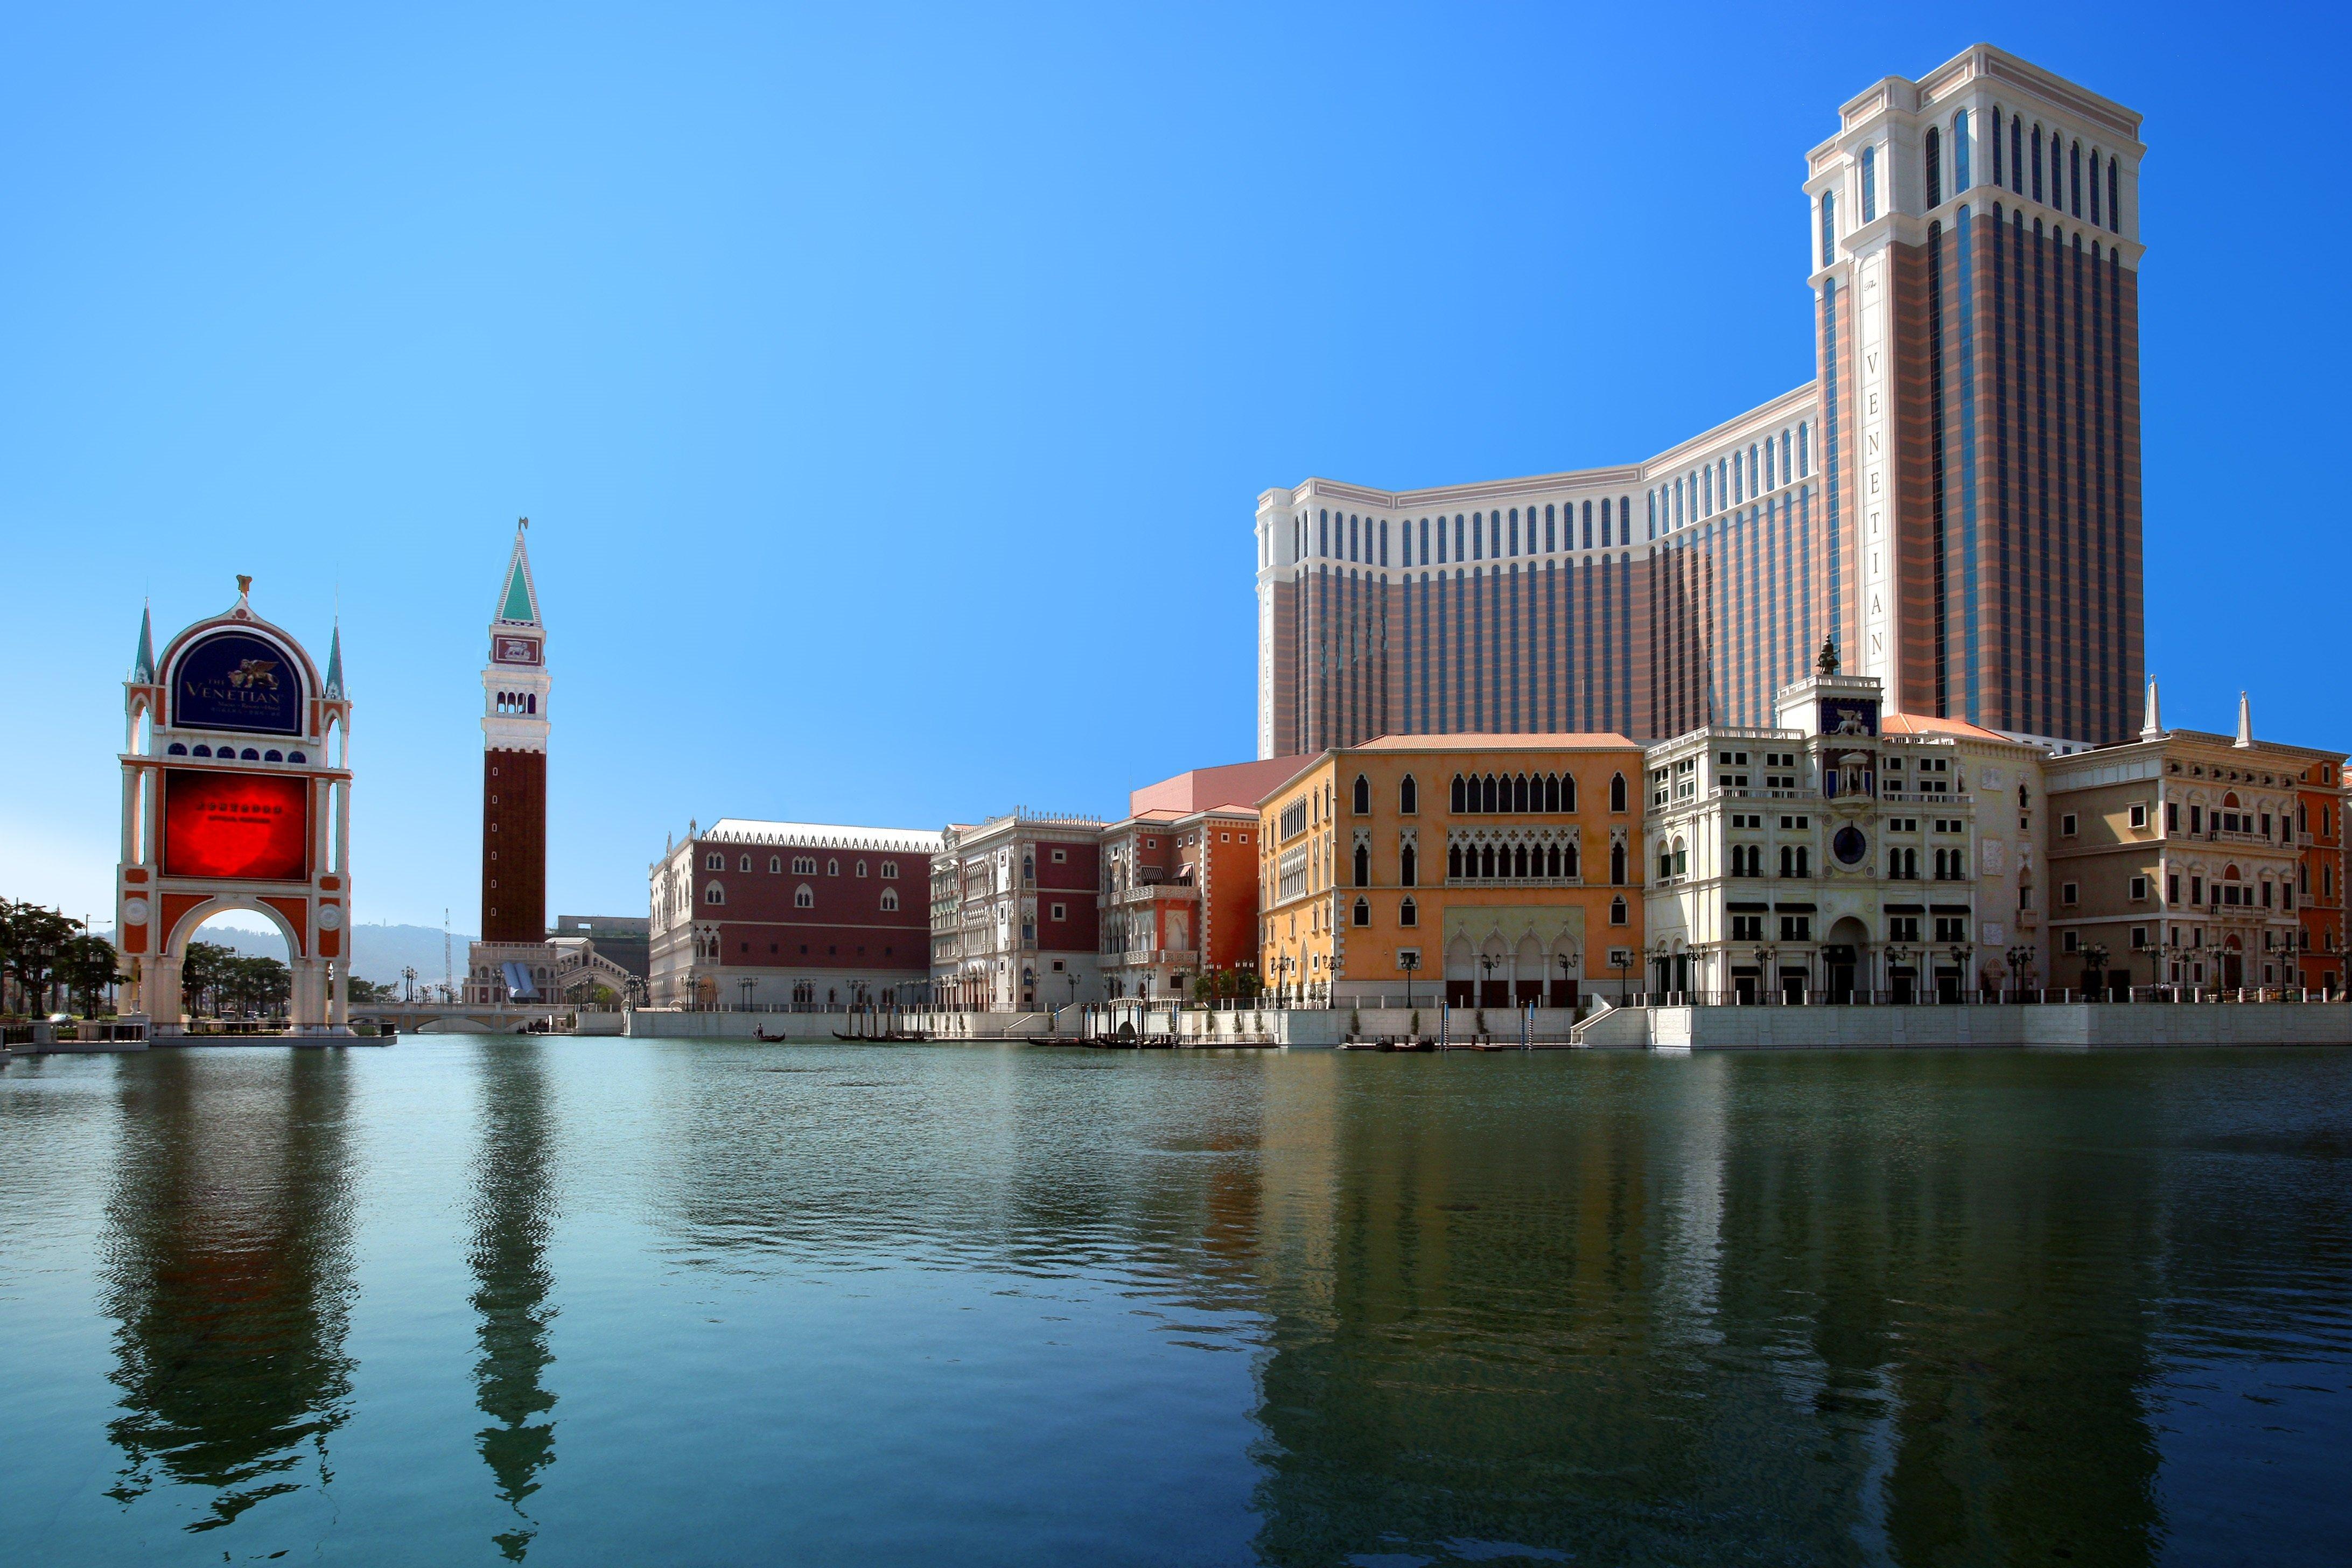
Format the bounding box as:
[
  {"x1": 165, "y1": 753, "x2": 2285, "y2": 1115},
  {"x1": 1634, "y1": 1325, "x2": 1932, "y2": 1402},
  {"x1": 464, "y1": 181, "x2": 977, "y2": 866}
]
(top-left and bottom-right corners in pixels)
[{"x1": 115, "y1": 577, "x2": 355, "y2": 1032}]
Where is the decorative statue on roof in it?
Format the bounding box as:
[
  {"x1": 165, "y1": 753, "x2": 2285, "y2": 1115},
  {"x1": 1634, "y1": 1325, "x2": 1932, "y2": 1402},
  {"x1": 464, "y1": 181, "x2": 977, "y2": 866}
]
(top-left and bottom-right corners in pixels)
[{"x1": 1817, "y1": 637, "x2": 1841, "y2": 676}]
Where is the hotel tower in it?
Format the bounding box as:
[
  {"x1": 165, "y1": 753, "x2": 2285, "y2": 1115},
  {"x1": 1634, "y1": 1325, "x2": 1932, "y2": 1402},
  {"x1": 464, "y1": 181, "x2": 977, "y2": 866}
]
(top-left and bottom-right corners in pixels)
[{"x1": 1257, "y1": 43, "x2": 2144, "y2": 756}]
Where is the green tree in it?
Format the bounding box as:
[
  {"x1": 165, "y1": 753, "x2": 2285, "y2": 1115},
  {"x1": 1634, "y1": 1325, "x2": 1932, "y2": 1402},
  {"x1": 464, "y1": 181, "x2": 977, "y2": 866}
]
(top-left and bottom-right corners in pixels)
[
  {"x1": 347, "y1": 975, "x2": 395, "y2": 1005},
  {"x1": 180, "y1": 940, "x2": 237, "y2": 1017},
  {"x1": 0, "y1": 901, "x2": 82, "y2": 1016},
  {"x1": 59, "y1": 933, "x2": 122, "y2": 1017}
]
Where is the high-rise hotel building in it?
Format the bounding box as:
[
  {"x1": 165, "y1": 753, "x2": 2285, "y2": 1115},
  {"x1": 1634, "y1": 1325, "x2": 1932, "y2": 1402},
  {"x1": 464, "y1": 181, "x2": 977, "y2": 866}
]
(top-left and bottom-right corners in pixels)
[{"x1": 1257, "y1": 44, "x2": 2144, "y2": 758}]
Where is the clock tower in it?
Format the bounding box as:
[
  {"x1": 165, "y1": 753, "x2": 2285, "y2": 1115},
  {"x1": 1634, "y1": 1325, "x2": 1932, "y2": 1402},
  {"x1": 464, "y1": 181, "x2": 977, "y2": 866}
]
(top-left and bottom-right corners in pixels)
[{"x1": 468, "y1": 521, "x2": 556, "y2": 1006}]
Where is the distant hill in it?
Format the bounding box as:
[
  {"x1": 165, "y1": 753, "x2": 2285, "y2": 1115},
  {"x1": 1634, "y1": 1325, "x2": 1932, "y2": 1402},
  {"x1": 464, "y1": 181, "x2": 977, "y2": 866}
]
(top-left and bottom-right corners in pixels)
[{"x1": 92, "y1": 921, "x2": 478, "y2": 987}]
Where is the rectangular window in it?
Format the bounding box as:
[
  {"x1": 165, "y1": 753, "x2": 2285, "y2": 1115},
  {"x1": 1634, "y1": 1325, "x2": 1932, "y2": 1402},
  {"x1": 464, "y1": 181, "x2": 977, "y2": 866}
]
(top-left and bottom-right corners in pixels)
[
  {"x1": 2130, "y1": 876, "x2": 2147, "y2": 901},
  {"x1": 2166, "y1": 802, "x2": 2179, "y2": 831},
  {"x1": 1050, "y1": 903, "x2": 1066, "y2": 921},
  {"x1": 2062, "y1": 881, "x2": 2080, "y2": 906},
  {"x1": 2190, "y1": 805, "x2": 2202, "y2": 834},
  {"x1": 2063, "y1": 930, "x2": 2080, "y2": 954},
  {"x1": 2061, "y1": 813, "x2": 2078, "y2": 837},
  {"x1": 2129, "y1": 803, "x2": 2148, "y2": 830},
  {"x1": 1780, "y1": 915, "x2": 1811, "y2": 941}
]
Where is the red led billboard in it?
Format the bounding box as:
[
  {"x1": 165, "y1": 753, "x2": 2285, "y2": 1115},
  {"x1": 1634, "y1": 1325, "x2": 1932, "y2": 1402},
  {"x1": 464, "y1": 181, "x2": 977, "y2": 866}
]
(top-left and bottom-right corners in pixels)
[{"x1": 162, "y1": 769, "x2": 310, "y2": 881}]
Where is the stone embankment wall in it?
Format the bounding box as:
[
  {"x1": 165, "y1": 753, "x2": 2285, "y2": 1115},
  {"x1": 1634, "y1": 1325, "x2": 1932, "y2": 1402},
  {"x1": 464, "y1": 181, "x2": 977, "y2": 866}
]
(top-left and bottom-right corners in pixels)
[{"x1": 1598, "y1": 1002, "x2": 2352, "y2": 1052}]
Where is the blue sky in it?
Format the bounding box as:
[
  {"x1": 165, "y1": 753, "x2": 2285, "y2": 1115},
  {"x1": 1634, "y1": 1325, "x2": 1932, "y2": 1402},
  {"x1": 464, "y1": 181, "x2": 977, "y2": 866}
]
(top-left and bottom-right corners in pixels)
[{"x1": 5, "y1": 3, "x2": 2346, "y2": 933}]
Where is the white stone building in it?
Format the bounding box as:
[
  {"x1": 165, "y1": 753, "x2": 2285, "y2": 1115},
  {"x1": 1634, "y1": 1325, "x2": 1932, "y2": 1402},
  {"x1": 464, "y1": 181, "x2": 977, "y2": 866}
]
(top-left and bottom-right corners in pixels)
[{"x1": 1641, "y1": 669, "x2": 2047, "y2": 1000}]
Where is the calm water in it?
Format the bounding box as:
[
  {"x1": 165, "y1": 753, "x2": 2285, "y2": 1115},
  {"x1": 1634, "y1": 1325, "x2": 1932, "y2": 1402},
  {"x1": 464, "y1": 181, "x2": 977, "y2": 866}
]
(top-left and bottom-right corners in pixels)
[{"x1": 2, "y1": 1041, "x2": 2347, "y2": 1566}]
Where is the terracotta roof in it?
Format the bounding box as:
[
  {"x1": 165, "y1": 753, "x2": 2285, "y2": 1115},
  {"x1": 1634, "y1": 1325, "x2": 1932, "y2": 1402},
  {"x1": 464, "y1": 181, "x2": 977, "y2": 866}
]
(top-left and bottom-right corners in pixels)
[
  {"x1": 1129, "y1": 756, "x2": 1311, "y2": 816},
  {"x1": 1354, "y1": 731, "x2": 1639, "y2": 752},
  {"x1": 1879, "y1": 712, "x2": 2015, "y2": 742}
]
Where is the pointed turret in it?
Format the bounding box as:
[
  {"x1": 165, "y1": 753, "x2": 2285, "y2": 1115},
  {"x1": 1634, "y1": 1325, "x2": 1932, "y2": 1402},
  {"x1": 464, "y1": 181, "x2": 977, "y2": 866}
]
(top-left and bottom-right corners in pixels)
[
  {"x1": 325, "y1": 622, "x2": 346, "y2": 699},
  {"x1": 131, "y1": 603, "x2": 157, "y2": 684},
  {"x1": 2139, "y1": 675, "x2": 2162, "y2": 741},
  {"x1": 495, "y1": 519, "x2": 541, "y2": 627},
  {"x1": 2234, "y1": 691, "x2": 2254, "y2": 749}
]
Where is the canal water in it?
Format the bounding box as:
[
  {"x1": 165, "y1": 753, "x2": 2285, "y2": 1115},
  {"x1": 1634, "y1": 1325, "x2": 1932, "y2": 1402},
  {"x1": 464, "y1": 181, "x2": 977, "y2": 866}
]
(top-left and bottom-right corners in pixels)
[{"x1": 2, "y1": 1041, "x2": 2346, "y2": 1566}]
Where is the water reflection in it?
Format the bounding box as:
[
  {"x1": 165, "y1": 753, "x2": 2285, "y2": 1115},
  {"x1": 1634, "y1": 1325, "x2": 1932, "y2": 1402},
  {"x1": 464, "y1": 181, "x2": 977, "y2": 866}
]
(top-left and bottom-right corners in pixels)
[
  {"x1": 15, "y1": 1043, "x2": 2344, "y2": 1566},
  {"x1": 1244, "y1": 1054, "x2": 2182, "y2": 1565},
  {"x1": 99, "y1": 1049, "x2": 358, "y2": 1532},
  {"x1": 468, "y1": 1040, "x2": 562, "y2": 1560}
]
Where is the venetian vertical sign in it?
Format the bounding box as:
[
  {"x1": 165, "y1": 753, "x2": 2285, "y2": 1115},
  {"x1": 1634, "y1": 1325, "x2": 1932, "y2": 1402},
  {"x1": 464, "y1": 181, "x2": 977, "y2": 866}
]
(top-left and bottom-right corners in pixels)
[{"x1": 1856, "y1": 237, "x2": 1894, "y2": 705}]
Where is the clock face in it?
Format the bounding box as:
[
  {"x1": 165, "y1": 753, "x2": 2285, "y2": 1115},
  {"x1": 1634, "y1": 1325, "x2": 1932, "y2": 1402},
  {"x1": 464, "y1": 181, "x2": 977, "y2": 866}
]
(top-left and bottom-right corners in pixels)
[
  {"x1": 492, "y1": 636, "x2": 542, "y2": 666},
  {"x1": 1832, "y1": 824, "x2": 1869, "y2": 866}
]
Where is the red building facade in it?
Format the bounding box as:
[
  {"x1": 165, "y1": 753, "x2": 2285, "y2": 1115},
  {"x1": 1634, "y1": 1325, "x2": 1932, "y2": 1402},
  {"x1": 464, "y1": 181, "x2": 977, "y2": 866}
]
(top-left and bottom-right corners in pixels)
[{"x1": 648, "y1": 820, "x2": 940, "y2": 1007}]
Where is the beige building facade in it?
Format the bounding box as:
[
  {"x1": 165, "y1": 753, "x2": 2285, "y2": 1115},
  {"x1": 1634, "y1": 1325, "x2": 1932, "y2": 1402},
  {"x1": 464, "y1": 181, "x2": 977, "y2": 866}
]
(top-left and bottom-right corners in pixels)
[{"x1": 2043, "y1": 689, "x2": 2326, "y2": 992}]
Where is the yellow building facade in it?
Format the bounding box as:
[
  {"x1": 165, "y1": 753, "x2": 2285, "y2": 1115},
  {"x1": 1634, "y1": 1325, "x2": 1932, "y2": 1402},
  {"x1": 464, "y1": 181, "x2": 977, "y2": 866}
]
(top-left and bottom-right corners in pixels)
[{"x1": 1257, "y1": 734, "x2": 1648, "y2": 1007}]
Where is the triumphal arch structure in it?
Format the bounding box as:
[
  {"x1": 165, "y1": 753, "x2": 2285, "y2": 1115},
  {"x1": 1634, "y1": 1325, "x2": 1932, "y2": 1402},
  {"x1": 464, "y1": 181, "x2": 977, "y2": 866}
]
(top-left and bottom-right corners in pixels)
[{"x1": 115, "y1": 577, "x2": 354, "y2": 1033}]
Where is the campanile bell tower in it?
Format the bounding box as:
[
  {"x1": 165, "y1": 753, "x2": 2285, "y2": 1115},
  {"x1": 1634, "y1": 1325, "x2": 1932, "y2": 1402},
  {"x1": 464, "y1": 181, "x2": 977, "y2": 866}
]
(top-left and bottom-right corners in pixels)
[{"x1": 481, "y1": 520, "x2": 548, "y2": 945}]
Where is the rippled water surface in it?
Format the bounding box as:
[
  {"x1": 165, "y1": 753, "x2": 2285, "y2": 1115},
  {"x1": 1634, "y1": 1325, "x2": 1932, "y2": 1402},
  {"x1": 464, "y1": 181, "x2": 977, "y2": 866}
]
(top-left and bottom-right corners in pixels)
[{"x1": 2, "y1": 1040, "x2": 2348, "y2": 1566}]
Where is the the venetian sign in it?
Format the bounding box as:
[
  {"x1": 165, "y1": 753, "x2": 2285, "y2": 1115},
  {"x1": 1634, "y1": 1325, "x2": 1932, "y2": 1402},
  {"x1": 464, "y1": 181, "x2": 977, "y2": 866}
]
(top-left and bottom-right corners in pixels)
[
  {"x1": 172, "y1": 631, "x2": 305, "y2": 735},
  {"x1": 162, "y1": 768, "x2": 310, "y2": 880},
  {"x1": 491, "y1": 634, "x2": 542, "y2": 666}
]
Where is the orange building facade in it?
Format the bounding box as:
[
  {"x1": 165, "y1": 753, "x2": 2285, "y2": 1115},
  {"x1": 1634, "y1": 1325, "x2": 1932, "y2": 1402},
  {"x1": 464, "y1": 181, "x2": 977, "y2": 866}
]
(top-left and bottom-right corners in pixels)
[
  {"x1": 2294, "y1": 757, "x2": 2348, "y2": 992},
  {"x1": 1257, "y1": 735, "x2": 1647, "y2": 1008}
]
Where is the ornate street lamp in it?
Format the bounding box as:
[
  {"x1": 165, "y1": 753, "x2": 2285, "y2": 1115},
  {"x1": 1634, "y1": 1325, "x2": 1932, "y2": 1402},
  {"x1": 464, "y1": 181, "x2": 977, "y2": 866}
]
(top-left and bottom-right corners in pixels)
[
  {"x1": 1948, "y1": 943, "x2": 1970, "y2": 1002},
  {"x1": 2081, "y1": 941, "x2": 2110, "y2": 1002},
  {"x1": 1885, "y1": 943, "x2": 1912, "y2": 1003},
  {"x1": 1555, "y1": 951, "x2": 1572, "y2": 1009},
  {"x1": 1401, "y1": 948, "x2": 1422, "y2": 1011},
  {"x1": 1755, "y1": 941, "x2": 1777, "y2": 1004},
  {"x1": 2006, "y1": 943, "x2": 2035, "y2": 1000},
  {"x1": 1479, "y1": 955, "x2": 1497, "y2": 1010}
]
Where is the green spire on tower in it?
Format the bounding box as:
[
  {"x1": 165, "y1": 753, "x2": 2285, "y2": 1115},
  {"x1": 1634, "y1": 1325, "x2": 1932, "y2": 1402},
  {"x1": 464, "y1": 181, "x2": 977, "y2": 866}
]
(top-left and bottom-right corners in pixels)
[
  {"x1": 132, "y1": 603, "x2": 156, "y2": 684},
  {"x1": 325, "y1": 622, "x2": 346, "y2": 699},
  {"x1": 495, "y1": 519, "x2": 540, "y2": 626}
]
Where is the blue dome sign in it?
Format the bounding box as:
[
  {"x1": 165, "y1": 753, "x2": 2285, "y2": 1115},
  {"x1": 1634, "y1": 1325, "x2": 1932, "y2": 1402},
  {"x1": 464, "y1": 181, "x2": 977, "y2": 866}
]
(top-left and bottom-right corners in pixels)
[{"x1": 172, "y1": 631, "x2": 305, "y2": 735}]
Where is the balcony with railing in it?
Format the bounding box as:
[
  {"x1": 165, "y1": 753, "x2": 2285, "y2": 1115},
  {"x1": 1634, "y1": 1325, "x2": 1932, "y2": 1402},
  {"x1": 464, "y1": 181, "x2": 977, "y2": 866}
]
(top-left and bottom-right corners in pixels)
[{"x1": 1108, "y1": 879, "x2": 1197, "y2": 906}]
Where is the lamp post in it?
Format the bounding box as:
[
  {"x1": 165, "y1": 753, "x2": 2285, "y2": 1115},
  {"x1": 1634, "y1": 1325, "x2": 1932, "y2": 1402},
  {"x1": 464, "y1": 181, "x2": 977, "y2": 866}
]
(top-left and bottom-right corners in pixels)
[
  {"x1": 2006, "y1": 943, "x2": 2034, "y2": 1001},
  {"x1": 1401, "y1": 949, "x2": 1421, "y2": 1011},
  {"x1": 1948, "y1": 943, "x2": 1969, "y2": 1003},
  {"x1": 1755, "y1": 942, "x2": 1777, "y2": 1004},
  {"x1": 2081, "y1": 941, "x2": 2110, "y2": 1003},
  {"x1": 1555, "y1": 951, "x2": 1572, "y2": 1010},
  {"x1": 1645, "y1": 940, "x2": 1668, "y2": 1003},
  {"x1": 1615, "y1": 944, "x2": 1633, "y2": 1002},
  {"x1": 738, "y1": 976, "x2": 754, "y2": 1011},
  {"x1": 1479, "y1": 955, "x2": 1496, "y2": 1012},
  {"x1": 1885, "y1": 943, "x2": 1912, "y2": 1004}
]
